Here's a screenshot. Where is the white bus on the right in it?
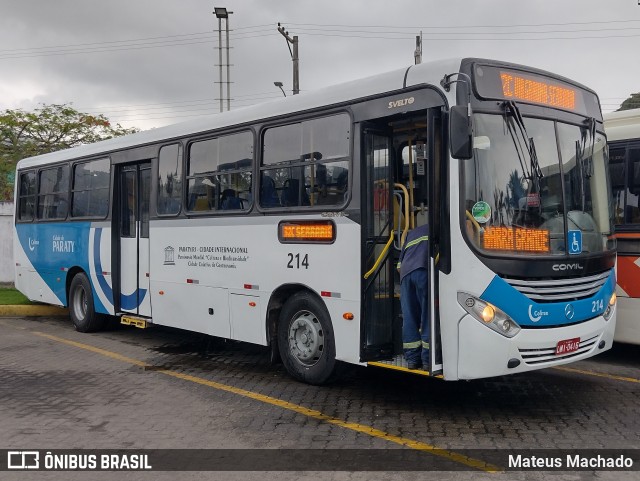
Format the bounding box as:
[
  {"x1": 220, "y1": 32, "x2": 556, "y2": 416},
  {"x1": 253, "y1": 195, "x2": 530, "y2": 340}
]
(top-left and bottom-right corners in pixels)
[{"x1": 605, "y1": 108, "x2": 640, "y2": 344}]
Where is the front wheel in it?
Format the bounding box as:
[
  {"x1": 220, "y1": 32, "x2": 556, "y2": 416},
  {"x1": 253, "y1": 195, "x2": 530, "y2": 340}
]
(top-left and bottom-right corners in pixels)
[
  {"x1": 277, "y1": 292, "x2": 336, "y2": 385},
  {"x1": 69, "y1": 272, "x2": 104, "y2": 333}
]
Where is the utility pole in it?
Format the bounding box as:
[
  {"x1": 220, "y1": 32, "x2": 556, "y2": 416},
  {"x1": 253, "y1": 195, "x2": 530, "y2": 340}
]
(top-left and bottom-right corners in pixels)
[
  {"x1": 414, "y1": 31, "x2": 422, "y2": 65},
  {"x1": 214, "y1": 7, "x2": 233, "y2": 111},
  {"x1": 277, "y1": 23, "x2": 299, "y2": 95}
]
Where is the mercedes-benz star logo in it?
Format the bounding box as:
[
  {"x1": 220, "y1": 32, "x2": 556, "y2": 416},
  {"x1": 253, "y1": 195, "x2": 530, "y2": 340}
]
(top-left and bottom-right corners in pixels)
[{"x1": 564, "y1": 304, "x2": 575, "y2": 320}]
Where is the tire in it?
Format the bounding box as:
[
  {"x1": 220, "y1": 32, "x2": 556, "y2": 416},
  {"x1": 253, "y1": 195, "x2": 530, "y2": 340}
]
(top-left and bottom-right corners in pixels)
[
  {"x1": 277, "y1": 291, "x2": 336, "y2": 385},
  {"x1": 69, "y1": 272, "x2": 104, "y2": 333}
]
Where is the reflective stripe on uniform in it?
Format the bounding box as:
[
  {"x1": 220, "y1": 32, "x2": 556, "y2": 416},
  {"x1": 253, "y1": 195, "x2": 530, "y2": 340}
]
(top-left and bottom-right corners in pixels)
[
  {"x1": 403, "y1": 235, "x2": 429, "y2": 250},
  {"x1": 422, "y1": 341, "x2": 430, "y2": 349},
  {"x1": 403, "y1": 341, "x2": 422, "y2": 349}
]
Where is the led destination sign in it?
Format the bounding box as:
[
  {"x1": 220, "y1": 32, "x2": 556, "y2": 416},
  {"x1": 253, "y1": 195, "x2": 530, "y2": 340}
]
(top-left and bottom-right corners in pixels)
[
  {"x1": 473, "y1": 64, "x2": 599, "y2": 117},
  {"x1": 500, "y1": 72, "x2": 576, "y2": 110}
]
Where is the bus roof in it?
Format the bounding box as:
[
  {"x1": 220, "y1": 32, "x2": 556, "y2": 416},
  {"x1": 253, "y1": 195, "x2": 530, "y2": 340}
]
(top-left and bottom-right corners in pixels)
[
  {"x1": 604, "y1": 108, "x2": 640, "y2": 142},
  {"x1": 16, "y1": 57, "x2": 601, "y2": 170},
  {"x1": 16, "y1": 58, "x2": 462, "y2": 170}
]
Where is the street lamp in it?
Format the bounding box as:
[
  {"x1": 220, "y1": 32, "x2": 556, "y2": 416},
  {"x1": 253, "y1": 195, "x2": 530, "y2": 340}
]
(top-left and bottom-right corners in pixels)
[
  {"x1": 214, "y1": 7, "x2": 229, "y2": 18},
  {"x1": 274, "y1": 81, "x2": 286, "y2": 97}
]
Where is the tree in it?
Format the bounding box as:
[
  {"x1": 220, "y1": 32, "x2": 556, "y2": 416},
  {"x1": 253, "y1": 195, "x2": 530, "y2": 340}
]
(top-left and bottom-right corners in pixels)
[
  {"x1": 0, "y1": 103, "x2": 138, "y2": 200},
  {"x1": 617, "y1": 93, "x2": 640, "y2": 111}
]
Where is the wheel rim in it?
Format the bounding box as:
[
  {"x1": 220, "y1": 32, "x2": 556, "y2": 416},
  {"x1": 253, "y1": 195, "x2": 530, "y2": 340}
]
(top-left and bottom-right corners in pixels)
[
  {"x1": 287, "y1": 310, "x2": 324, "y2": 367},
  {"x1": 72, "y1": 284, "x2": 87, "y2": 321}
]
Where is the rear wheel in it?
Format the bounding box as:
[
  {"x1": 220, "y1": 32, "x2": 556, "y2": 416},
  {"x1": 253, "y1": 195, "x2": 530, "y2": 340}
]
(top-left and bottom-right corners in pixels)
[
  {"x1": 69, "y1": 273, "x2": 104, "y2": 332},
  {"x1": 278, "y1": 292, "x2": 336, "y2": 385}
]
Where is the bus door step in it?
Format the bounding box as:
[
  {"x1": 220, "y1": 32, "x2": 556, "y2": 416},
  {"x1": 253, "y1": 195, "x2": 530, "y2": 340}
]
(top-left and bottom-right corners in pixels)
[
  {"x1": 368, "y1": 355, "x2": 441, "y2": 378},
  {"x1": 120, "y1": 315, "x2": 151, "y2": 329}
]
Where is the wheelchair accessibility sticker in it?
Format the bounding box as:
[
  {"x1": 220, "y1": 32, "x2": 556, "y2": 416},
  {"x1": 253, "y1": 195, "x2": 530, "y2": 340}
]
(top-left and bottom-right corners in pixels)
[{"x1": 568, "y1": 230, "x2": 582, "y2": 255}]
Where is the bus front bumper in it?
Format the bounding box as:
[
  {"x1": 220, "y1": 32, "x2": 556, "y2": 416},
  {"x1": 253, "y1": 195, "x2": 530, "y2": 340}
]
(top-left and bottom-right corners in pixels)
[{"x1": 457, "y1": 309, "x2": 616, "y2": 380}]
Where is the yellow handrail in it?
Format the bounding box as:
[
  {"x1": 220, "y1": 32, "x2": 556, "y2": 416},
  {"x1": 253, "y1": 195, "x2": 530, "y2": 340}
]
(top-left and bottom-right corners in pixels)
[
  {"x1": 465, "y1": 210, "x2": 482, "y2": 245},
  {"x1": 465, "y1": 210, "x2": 481, "y2": 230},
  {"x1": 364, "y1": 182, "x2": 411, "y2": 280},
  {"x1": 394, "y1": 182, "x2": 410, "y2": 248},
  {"x1": 364, "y1": 231, "x2": 394, "y2": 279}
]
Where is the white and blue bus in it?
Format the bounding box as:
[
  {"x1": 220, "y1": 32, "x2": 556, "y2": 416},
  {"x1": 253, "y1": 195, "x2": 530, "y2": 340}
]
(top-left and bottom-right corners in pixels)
[{"x1": 14, "y1": 58, "x2": 617, "y2": 384}]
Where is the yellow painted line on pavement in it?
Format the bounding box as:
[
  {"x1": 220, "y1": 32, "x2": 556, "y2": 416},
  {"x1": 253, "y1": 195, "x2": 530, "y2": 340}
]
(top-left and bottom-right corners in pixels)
[
  {"x1": 30, "y1": 330, "x2": 500, "y2": 473},
  {"x1": 552, "y1": 366, "x2": 640, "y2": 384},
  {"x1": 35, "y1": 332, "x2": 148, "y2": 368}
]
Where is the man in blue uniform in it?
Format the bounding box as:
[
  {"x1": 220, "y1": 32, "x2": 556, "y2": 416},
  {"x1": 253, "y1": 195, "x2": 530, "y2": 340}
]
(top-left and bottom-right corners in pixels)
[{"x1": 397, "y1": 223, "x2": 429, "y2": 370}]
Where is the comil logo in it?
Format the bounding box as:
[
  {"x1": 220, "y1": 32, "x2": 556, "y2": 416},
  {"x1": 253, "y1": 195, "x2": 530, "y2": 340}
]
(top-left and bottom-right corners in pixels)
[
  {"x1": 8, "y1": 451, "x2": 39, "y2": 469},
  {"x1": 552, "y1": 263, "x2": 583, "y2": 272}
]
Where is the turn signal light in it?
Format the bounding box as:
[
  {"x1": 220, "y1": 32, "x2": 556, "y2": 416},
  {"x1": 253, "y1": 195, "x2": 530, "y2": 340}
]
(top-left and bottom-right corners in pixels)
[{"x1": 481, "y1": 305, "x2": 495, "y2": 323}]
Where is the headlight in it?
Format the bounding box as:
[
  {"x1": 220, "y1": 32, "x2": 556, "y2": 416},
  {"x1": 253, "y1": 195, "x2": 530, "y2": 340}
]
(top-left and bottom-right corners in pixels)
[
  {"x1": 603, "y1": 292, "x2": 616, "y2": 321},
  {"x1": 457, "y1": 292, "x2": 521, "y2": 338}
]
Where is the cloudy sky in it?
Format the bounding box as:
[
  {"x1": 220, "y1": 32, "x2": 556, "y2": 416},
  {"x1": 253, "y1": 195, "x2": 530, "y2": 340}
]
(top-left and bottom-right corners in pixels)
[{"x1": 1, "y1": 0, "x2": 639, "y2": 131}]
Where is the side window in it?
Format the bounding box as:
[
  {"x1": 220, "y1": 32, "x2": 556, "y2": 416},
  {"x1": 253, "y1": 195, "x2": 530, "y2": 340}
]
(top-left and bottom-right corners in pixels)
[
  {"x1": 71, "y1": 158, "x2": 110, "y2": 218},
  {"x1": 628, "y1": 146, "x2": 640, "y2": 224},
  {"x1": 38, "y1": 165, "x2": 69, "y2": 220},
  {"x1": 608, "y1": 146, "x2": 626, "y2": 226},
  {"x1": 18, "y1": 171, "x2": 37, "y2": 221},
  {"x1": 158, "y1": 144, "x2": 183, "y2": 216},
  {"x1": 186, "y1": 131, "x2": 253, "y2": 212},
  {"x1": 260, "y1": 113, "x2": 351, "y2": 209},
  {"x1": 610, "y1": 143, "x2": 640, "y2": 226}
]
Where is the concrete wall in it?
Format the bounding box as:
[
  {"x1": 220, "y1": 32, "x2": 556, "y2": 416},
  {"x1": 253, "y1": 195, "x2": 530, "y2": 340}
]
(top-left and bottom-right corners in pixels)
[{"x1": 0, "y1": 202, "x2": 14, "y2": 283}]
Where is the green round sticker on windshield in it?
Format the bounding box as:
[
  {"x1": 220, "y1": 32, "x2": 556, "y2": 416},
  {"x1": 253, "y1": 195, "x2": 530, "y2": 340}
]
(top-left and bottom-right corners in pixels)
[{"x1": 472, "y1": 201, "x2": 491, "y2": 223}]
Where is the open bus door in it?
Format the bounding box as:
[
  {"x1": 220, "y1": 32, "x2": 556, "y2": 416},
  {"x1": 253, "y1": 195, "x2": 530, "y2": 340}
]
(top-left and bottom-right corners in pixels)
[
  {"x1": 115, "y1": 162, "x2": 151, "y2": 320},
  {"x1": 360, "y1": 125, "x2": 396, "y2": 361},
  {"x1": 360, "y1": 109, "x2": 444, "y2": 376}
]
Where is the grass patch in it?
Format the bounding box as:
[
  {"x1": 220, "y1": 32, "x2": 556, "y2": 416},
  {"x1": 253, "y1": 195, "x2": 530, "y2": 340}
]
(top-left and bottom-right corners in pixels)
[{"x1": 0, "y1": 287, "x2": 32, "y2": 305}]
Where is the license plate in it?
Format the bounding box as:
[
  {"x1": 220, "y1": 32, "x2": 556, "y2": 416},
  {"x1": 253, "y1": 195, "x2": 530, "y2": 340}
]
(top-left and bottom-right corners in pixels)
[{"x1": 555, "y1": 337, "x2": 580, "y2": 355}]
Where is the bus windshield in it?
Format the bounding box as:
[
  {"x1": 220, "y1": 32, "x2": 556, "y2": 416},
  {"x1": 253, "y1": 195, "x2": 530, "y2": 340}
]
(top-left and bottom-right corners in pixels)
[{"x1": 463, "y1": 113, "x2": 614, "y2": 256}]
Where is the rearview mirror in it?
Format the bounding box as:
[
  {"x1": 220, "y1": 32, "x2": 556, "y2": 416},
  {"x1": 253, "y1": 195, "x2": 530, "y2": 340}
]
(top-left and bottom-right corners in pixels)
[{"x1": 449, "y1": 105, "x2": 473, "y2": 159}]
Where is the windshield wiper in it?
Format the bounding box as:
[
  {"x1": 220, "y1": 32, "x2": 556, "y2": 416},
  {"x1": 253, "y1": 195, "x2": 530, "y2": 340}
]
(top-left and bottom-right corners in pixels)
[
  {"x1": 575, "y1": 140, "x2": 587, "y2": 211},
  {"x1": 502, "y1": 101, "x2": 544, "y2": 181},
  {"x1": 574, "y1": 117, "x2": 597, "y2": 212},
  {"x1": 581, "y1": 117, "x2": 596, "y2": 179}
]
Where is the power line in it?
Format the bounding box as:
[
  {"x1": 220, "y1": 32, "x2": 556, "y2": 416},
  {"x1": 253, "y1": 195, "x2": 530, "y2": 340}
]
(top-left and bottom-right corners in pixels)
[
  {"x1": 298, "y1": 31, "x2": 640, "y2": 41},
  {"x1": 285, "y1": 25, "x2": 640, "y2": 36},
  {"x1": 75, "y1": 92, "x2": 280, "y2": 112},
  {"x1": 0, "y1": 23, "x2": 274, "y2": 54},
  {"x1": 0, "y1": 32, "x2": 283, "y2": 60},
  {"x1": 0, "y1": 32, "x2": 213, "y2": 54},
  {"x1": 2, "y1": 19, "x2": 639, "y2": 60},
  {"x1": 4, "y1": 29, "x2": 638, "y2": 61},
  {"x1": 285, "y1": 19, "x2": 640, "y2": 30},
  {"x1": 4, "y1": 18, "x2": 638, "y2": 57},
  {"x1": 0, "y1": 38, "x2": 217, "y2": 60}
]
